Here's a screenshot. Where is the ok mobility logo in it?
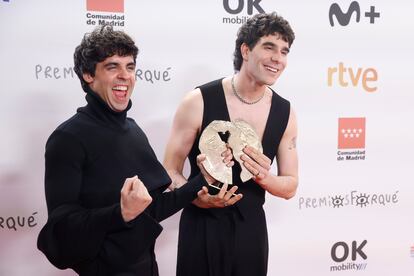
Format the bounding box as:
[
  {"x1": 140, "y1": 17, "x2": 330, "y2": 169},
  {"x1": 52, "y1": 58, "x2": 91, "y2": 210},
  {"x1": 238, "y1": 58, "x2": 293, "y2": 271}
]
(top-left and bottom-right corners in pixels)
[
  {"x1": 329, "y1": 1, "x2": 380, "y2": 26},
  {"x1": 86, "y1": 0, "x2": 125, "y2": 27},
  {"x1": 222, "y1": 0, "x2": 265, "y2": 24},
  {"x1": 330, "y1": 240, "x2": 368, "y2": 272}
]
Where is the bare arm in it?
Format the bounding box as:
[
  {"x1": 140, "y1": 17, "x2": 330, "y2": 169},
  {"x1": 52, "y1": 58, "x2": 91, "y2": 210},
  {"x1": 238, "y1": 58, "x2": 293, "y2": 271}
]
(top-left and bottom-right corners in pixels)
[
  {"x1": 163, "y1": 89, "x2": 202, "y2": 190},
  {"x1": 241, "y1": 108, "x2": 298, "y2": 199}
]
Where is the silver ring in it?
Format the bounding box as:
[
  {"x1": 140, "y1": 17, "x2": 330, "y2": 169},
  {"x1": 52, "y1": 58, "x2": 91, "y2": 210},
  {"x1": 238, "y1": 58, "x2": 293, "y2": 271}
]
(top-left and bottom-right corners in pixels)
[{"x1": 224, "y1": 202, "x2": 228, "y2": 207}]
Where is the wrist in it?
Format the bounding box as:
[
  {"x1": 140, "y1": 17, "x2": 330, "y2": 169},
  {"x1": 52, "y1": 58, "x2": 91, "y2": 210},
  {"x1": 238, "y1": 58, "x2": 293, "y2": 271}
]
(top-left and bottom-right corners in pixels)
[
  {"x1": 255, "y1": 173, "x2": 272, "y2": 188},
  {"x1": 121, "y1": 207, "x2": 135, "y2": 222}
]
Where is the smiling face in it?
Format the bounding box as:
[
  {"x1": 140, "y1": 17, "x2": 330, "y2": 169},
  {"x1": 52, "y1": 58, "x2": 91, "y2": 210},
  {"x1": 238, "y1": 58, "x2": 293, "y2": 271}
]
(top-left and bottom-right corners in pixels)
[
  {"x1": 241, "y1": 33, "x2": 290, "y2": 86},
  {"x1": 83, "y1": 55, "x2": 136, "y2": 112}
]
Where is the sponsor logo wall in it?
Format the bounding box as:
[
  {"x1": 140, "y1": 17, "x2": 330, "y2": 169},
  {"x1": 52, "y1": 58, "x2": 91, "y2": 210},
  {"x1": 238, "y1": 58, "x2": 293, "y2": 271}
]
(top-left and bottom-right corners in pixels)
[{"x1": 1, "y1": 0, "x2": 413, "y2": 275}]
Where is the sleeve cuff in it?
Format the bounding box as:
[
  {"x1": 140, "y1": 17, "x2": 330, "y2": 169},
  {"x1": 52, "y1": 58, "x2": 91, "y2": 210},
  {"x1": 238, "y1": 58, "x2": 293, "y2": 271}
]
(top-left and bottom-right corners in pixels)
[
  {"x1": 177, "y1": 173, "x2": 207, "y2": 197},
  {"x1": 107, "y1": 204, "x2": 131, "y2": 233}
]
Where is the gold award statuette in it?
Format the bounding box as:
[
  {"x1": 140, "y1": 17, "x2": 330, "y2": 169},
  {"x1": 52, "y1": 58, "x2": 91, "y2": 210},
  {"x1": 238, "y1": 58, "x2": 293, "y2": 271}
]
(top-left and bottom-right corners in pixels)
[{"x1": 199, "y1": 119, "x2": 263, "y2": 188}]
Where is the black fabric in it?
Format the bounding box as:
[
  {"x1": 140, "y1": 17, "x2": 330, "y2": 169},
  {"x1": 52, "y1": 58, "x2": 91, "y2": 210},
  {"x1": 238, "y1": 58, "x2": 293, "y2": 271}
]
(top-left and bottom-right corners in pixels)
[
  {"x1": 177, "y1": 78, "x2": 290, "y2": 276},
  {"x1": 37, "y1": 89, "x2": 207, "y2": 276}
]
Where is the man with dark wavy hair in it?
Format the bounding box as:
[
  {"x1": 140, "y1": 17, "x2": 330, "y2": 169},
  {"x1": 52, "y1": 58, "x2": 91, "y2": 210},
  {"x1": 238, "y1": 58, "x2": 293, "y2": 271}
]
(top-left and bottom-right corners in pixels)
[
  {"x1": 164, "y1": 12, "x2": 298, "y2": 276},
  {"x1": 37, "y1": 25, "x2": 232, "y2": 276}
]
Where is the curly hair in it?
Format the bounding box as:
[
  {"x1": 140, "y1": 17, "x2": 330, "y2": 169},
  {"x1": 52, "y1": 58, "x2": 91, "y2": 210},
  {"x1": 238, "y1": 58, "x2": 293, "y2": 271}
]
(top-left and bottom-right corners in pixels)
[
  {"x1": 233, "y1": 12, "x2": 295, "y2": 72},
  {"x1": 73, "y1": 25, "x2": 139, "y2": 92}
]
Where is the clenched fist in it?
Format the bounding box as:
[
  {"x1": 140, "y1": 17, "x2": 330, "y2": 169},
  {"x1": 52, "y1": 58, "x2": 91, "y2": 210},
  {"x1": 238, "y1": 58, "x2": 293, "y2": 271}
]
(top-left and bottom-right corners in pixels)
[{"x1": 120, "y1": 176, "x2": 152, "y2": 222}]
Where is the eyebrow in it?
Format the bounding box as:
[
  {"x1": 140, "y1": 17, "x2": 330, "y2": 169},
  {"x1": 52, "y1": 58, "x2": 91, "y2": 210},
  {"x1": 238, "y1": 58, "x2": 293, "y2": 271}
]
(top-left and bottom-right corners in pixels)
[
  {"x1": 104, "y1": 62, "x2": 136, "y2": 68},
  {"x1": 104, "y1": 62, "x2": 119, "y2": 68}
]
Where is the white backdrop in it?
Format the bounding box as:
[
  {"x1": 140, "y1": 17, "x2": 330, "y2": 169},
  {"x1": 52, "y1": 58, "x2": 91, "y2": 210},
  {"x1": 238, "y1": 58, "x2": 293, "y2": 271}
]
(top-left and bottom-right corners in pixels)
[{"x1": 1, "y1": 0, "x2": 413, "y2": 275}]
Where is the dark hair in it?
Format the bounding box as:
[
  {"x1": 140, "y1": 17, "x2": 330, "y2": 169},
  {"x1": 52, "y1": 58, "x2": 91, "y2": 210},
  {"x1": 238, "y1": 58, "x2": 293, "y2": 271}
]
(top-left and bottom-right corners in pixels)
[
  {"x1": 233, "y1": 12, "x2": 295, "y2": 72},
  {"x1": 73, "y1": 25, "x2": 139, "y2": 92}
]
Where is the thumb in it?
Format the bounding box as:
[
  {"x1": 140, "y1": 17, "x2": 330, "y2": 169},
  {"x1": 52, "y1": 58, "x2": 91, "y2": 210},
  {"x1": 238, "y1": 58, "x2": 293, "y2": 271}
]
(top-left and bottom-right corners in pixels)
[
  {"x1": 197, "y1": 186, "x2": 209, "y2": 197},
  {"x1": 122, "y1": 176, "x2": 137, "y2": 193},
  {"x1": 131, "y1": 177, "x2": 141, "y2": 191},
  {"x1": 197, "y1": 153, "x2": 207, "y2": 163}
]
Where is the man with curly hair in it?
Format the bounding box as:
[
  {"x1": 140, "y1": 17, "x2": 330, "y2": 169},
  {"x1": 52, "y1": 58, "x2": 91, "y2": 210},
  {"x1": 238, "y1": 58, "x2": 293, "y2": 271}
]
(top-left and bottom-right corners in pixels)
[
  {"x1": 37, "y1": 25, "x2": 232, "y2": 276},
  {"x1": 164, "y1": 12, "x2": 299, "y2": 276}
]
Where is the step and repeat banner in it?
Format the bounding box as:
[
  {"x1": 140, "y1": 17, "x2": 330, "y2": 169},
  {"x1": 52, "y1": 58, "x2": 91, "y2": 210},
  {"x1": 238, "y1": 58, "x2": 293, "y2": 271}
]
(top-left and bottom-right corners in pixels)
[{"x1": 1, "y1": 0, "x2": 413, "y2": 275}]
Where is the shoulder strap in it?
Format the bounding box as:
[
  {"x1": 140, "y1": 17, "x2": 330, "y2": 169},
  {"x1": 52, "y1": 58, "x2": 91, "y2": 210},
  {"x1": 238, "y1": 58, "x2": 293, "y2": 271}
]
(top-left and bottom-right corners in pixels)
[
  {"x1": 262, "y1": 91, "x2": 290, "y2": 160},
  {"x1": 198, "y1": 78, "x2": 229, "y2": 129}
]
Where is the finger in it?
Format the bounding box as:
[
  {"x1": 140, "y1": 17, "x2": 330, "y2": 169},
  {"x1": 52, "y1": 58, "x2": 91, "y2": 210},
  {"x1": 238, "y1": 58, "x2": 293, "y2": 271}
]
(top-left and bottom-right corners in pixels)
[
  {"x1": 223, "y1": 154, "x2": 233, "y2": 164},
  {"x1": 121, "y1": 175, "x2": 138, "y2": 193},
  {"x1": 136, "y1": 187, "x2": 152, "y2": 199},
  {"x1": 196, "y1": 153, "x2": 207, "y2": 164},
  {"x1": 196, "y1": 154, "x2": 211, "y2": 175},
  {"x1": 243, "y1": 146, "x2": 271, "y2": 170},
  {"x1": 227, "y1": 193, "x2": 243, "y2": 205},
  {"x1": 197, "y1": 186, "x2": 209, "y2": 197},
  {"x1": 137, "y1": 180, "x2": 149, "y2": 193},
  {"x1": 134, "y1": 183, "x2": 152, "y2": 204},
  {"x1": 217, "y1": 182, "x2": 228, "y2": 199},
  {"x1": 133, "y1": 179, "x2": 150, "y2": 198},
  {"x1": 226, "y1": 160, "x2": 235, "y2": 167},
  {"x1": 242, "y1": 157, "x2": 260, "y2": 176},
  {"x1": 221, "y1": 148, "x2": 232, "y2": 158},
  {"x1": 223, "y1": 149, "x2": 234, "y2": 164},
  {"x1": 224, "y1": 185, "x2": 238, "y2": 201},
  {"x1": 132, "y1": 178, "x2": 141, "y2": 191},
  {"x1": 121, "y1": 180, "x2": 131, "y2": 193},
  {"x1": 246, "y1": 147, "x2": 271, "y2": 169},
  {"x1": 240, "y1": 152, "x2": 253, "y2": 163}
]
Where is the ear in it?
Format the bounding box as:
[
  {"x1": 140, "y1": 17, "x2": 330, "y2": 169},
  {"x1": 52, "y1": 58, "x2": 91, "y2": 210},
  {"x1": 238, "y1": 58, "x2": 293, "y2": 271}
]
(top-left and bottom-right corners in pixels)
[
  {"x1": 82, "y1": 73, "x2": 94, "y2": 84},
  {"x1": 240, "y1": 43, "x2": 250, "y2": 61}
]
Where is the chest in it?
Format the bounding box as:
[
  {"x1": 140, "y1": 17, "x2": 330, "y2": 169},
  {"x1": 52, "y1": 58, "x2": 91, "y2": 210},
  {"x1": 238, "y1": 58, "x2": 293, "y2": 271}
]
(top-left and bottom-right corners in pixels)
[
  {"x1": 79, "y1": 126, "x2": 160, "y2": 206},
  {"x1": 225, "y1": 97, "x2": 272, "y2": 141}
]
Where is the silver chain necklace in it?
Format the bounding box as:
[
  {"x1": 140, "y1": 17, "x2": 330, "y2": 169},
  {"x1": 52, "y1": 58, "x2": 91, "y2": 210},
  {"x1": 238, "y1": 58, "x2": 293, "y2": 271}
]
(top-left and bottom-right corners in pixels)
[{"x1": 231, "y1": 75, "x2": 265, "y2": 105}]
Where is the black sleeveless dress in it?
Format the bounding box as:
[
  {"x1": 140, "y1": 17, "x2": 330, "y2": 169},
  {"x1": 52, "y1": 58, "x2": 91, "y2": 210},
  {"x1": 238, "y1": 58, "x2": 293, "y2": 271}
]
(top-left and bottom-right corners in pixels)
[{"x1": 176, "y1": 79, "x2": 290, "y2": 276}]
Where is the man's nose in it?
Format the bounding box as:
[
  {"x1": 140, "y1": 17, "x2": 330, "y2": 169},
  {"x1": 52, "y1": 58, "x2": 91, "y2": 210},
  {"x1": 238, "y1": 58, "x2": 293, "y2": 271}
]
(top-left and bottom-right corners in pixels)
[
  {"x1": 118, "y1": 67, "x2": 130, "y2": 79},
  {"x1": 271, "y1": 51, "x2": 282, "y2": 62}
]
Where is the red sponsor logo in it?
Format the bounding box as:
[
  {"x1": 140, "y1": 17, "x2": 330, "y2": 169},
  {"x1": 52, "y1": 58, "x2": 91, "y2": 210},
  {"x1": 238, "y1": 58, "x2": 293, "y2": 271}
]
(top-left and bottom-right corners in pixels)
[
  {"x1": 87, "y1": 0, "x2": 124, "y2": 13},
  {"x1": 338, "y1": 118, "x2": 365, "y2": 149}
]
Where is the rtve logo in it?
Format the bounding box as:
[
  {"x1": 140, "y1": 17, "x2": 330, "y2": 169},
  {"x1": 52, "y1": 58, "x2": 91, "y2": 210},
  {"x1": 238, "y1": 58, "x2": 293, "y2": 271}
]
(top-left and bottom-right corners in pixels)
[
  {"x1": 328, "y1": 62, "x2": 378, "y2": 93},
  {"x1": 331, "y1": 240, "x2": 367, "y2": 262},
  {"x1": 329, "y1": 1, "x2": 380, "y2": 26},
  {"x1": 338, "y1": 118, "x2": 365, "y2": 149},
  {"x1": 87, "y1": 0, "x2": 124, "y2": 13},
  {"x1": 223, "y1": 0, "x2": 264, "y2": 15}
]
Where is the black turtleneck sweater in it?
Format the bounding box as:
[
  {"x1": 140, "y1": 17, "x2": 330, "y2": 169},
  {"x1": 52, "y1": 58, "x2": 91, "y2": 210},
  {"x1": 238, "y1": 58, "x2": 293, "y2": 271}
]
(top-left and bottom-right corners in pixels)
[{"x1": 37, "y1": 90, "x2": 207, "y2": 276}]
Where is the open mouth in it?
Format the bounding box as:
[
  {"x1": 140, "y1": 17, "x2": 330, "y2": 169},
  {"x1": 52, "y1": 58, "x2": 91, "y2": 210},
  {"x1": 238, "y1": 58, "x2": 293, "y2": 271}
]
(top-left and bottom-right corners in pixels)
[
  {"x1": 264, "y1": 65, "x2": 280, "y2": 73},
  {"x1": 112, "y1": 85, "x2": 128, "y2": 100}
]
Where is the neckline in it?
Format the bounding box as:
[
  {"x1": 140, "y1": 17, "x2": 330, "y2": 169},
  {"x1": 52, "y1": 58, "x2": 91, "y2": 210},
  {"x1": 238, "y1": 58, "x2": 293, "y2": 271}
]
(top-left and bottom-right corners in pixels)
[
  {"x1": 219, "y1": 77, "x2": 275, "y2": 147},
  {"x1": 231, "y1": 75, "x2": 266, "y2": 105},
  {"x1": 79, "y1": 88, "x2": 132, "y2": 131}
]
